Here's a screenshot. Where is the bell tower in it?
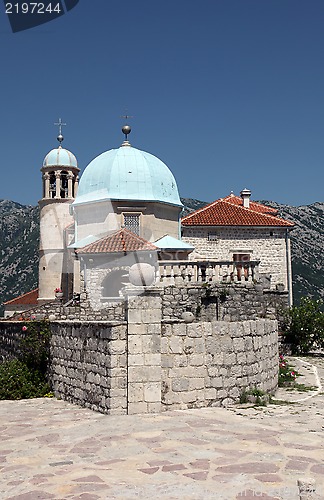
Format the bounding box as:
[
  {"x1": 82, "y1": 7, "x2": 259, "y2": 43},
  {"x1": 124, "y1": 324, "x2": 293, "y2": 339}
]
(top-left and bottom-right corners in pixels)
[{"x1": 38, "y1": 120, "x2": 80, "y2": 303}]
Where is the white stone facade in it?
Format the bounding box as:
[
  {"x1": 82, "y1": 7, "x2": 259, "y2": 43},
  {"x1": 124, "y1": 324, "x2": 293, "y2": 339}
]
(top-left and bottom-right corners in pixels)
[{"x1": 38, "y1": 200, "x2": 74, "y2": 302}]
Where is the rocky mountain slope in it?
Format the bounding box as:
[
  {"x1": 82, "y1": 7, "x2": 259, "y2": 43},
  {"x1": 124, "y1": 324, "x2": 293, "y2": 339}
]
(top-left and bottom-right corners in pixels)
[
  {"x1": 0, "y1": 200, "x2": 39, "y2": 314},
  {"x1": 0, "y1": 198, "x2": 323, "y2": 313}
]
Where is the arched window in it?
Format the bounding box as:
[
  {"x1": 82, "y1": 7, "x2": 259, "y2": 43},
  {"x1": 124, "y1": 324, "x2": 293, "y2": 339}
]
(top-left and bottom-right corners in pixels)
[
  {"x1": 61, "y1": 171, "x2": 68, "y2": 199},
  {"x1": 49, "y1": 172, "x2": 56, "y2": 198}
]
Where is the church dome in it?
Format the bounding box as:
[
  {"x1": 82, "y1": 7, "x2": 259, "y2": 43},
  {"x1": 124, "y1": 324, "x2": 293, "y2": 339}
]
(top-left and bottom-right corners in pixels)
[
  {"x1": 43, "y1": 146, "x2": 78, "y2": 168},
  {"x1": 73, "y1": 146, "x2": 182, "y2": 207}
]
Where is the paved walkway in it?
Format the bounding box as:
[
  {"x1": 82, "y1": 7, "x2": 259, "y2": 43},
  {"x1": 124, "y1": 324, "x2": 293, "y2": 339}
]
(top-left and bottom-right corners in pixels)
[{"x1": 0, "y1": 356, "x2": 323, "y2": 500}]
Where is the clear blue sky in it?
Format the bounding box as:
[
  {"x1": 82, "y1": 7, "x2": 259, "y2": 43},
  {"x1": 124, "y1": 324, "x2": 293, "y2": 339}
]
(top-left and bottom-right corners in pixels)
[{"x1": 0, "y1": 0, "x2": 323, "y2": 207}]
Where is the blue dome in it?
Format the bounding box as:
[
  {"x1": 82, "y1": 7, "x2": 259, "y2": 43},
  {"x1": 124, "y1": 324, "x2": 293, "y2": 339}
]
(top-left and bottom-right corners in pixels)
[
  {"x1": 43, "y1": 146, "x2": 78, "y2": 168},
  {"x1": 74, "y1": 146, "x2": 182, "y2": 207}
]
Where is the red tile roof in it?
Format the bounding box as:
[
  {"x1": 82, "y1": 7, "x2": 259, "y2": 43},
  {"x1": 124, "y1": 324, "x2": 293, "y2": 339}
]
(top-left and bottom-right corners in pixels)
[
  {"x1": 76, "y1": 228, "x2": 158, "y2": 254},
  {"x1": 223, "y1": 195, "x2": 278, "y2": 214},
  {"x1": 181, "y1": 197, "x2": 294, "y2": 227},
  {"x1": 4, "y1": 288, "x2": 39, "y2": 306}
]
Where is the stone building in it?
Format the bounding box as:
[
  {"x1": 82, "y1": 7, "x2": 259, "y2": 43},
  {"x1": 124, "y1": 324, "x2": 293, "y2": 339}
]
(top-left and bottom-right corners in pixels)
[
  {"x1": 182, "y1": 190, "x2": 294, "y2": 305},
  {"x1": 1, "y1": 122, "x2": 294, "y2": 414}
]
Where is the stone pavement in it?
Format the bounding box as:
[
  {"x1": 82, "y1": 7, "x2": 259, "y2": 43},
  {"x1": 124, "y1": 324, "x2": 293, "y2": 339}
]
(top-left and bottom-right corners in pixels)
[{"x1": 0, "y1": 356, "x2": 323, "y2": 500}]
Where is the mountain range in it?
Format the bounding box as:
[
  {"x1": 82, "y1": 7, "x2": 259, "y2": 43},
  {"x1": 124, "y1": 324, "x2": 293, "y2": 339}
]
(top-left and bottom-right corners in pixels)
[{"x1": 0, "y1": 198, "x2": 323, "y2": 314}]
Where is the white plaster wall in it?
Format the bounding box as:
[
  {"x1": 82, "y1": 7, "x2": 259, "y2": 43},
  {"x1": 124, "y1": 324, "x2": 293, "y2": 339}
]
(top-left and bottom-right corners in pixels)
[{"x1": 182, "y1": 226, "x2": 288, "y2": 288}]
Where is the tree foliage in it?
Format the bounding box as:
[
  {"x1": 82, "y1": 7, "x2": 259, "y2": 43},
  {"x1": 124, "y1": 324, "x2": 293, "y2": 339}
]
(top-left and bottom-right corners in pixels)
[{"x1": 283, "y1": 297, "x2": 324, "y2": 354}]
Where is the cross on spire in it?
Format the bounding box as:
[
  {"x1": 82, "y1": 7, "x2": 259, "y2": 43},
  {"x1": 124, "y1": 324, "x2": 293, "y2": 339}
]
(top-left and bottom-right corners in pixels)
[
  {"x1": 121, "y1": 112, "x2": 133, "y2": 123},
  {"x1": 120, "y1": 111, "x2": 133, "y2": 145},
  {"x1": 54, "y1": 118, "x2": 66, "y2": 145}
]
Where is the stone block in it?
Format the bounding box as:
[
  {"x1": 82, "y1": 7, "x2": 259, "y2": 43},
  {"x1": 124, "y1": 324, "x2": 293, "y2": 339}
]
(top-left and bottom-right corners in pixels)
[
  {"x1": 110, "y1": 388, "x2": 127, "y2": 398},
  {"x1": 109, "y1": 397, "x2": 127, "y2": 410},
  {"x1": 169, "y1": 336, "x2": 183, "y2": 354},
  {"x1": 223, "y1": 353, "x2": 236, "y2": 366},
  {"x1": 144, "y1": 382, "x2": 161, "y2": 403},
  {"x1": 147, "y1": 323, "x2": 162, "y2": 334},
  {"x1": 109, "y1": 408, "x2": 127, "y2": 416},
  {"x1": 142, "y1": 309, "x2": 162, "y2": 323},
  {"x1": 210, "y1": 377, "x2": 223, "y2": 389},
  {"x1": 230, "y1": 365, "x2": 242, "y2": 377},
  {"x1": 204, "y1": 387, "x2": 217, "y2": 399},
  {"x1": 127, "y1": 310, "x2": 142, "y2": 323},
  {"x1": 244, "y1": 337, "x2": 253, "y2": 350},
  {"x1": 187, "y1": 325, "x2": 201, "y2": 338},
  {"x1": 128, "y1": 366, "x2": 161, "y2": 383},
  {"x1": 147, "y1": 402, "x2": 161, "y2": 413},
  {"x1": 188, "y1": 354, "x2": 205, "y2": 367},
  {"x1": 144, "y1": 353, "x2": 161, "y2": 366},
  {"x1": 162, "y1": 392, "x2": 181, "y2": 405},
  {"x1": 173, "y1": 355, "x2": 188, "y2": 368},
  {"x1": 176, "y1": 391, "x2": 194, "y2": 404},
  {"x1": 128, "y1": 336, "x2": 142, "y2": 355},
  {"x1": 161, "y1": 337, "x2": 169, "y2": 354},
  {"x1": 236, "y1": 352, "x2": 247, "y2": 364},
  {"x1": 128, "y1": 323, "x2": 147, "y2": 335},
  {"x1": 128, "y1": 354, "x2": 145, "y2": 366},
  {"x1": 194, "y1": 338, "x2": 205, "y2": 353},
  {"x1": 128, "y1": 382, "x2": 144, "y2": 403},
  {"x1": 233, "y1": 338, "x2": 245, "y2": 352},
  {"x1": 172, "y1": 378, "x2": 190, "y2": 392},
  {"x1": 142, "y1": 334, "x2": 161, "y2": 354},
  {"x1": 189, "y1": 378, "x2": 205, "y2": 390},
  {"x1": 109, "y1": 341, "x2": 126, "y2": 355},
  {"x1": 161, "y1": 356, "x2": 173, "y2": 368},
  {"x1": 161, "y1": 324, "x2": 172, "y2": 337},
  {"x1": 128, "y1": 402, "x2": 148, "y2": 415}
]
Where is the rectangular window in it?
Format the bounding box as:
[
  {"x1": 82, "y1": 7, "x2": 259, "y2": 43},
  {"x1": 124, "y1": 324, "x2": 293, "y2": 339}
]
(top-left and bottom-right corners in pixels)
[
  {"x1": 233, "y1": 253, "x2": 250, "y2": 262},
  {"x1": 123, "y1": 213, "x2": 140, "y2": 236}
]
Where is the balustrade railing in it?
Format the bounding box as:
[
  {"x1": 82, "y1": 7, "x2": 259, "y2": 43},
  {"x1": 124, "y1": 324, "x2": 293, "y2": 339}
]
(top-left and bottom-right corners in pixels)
[{"x1": 156, "y1": 260, "x2": 260, "y2": 285}]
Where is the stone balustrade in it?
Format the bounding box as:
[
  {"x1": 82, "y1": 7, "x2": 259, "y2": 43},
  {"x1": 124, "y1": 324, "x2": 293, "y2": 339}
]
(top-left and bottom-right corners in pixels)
[{"x1": 156, "y1": 260, "x2": 260, "y2": 285}]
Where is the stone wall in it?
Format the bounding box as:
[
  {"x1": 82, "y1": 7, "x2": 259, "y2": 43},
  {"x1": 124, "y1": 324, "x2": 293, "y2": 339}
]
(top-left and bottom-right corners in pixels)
[
  {"x1": 0, "y1": 322, "x2": 24, "y2": 362},
  {"x1": 50, "y1": 321, "x2": 128, "y2": 415},
  {"x1": 3, "y1": 288, "x2": 125, "y2": 323},
  {"x1": 0, "y1": 290, "x2": 279, "y2": 415},
  {"x1": 182, "y1": 226, "x2": 288, "y2": 288},
  {"x1": 162, "y1": 283, "x2": 288, "y2": 322},
  {"x1": 161, "y1": 319, "x2": 278, "y2": 410}
]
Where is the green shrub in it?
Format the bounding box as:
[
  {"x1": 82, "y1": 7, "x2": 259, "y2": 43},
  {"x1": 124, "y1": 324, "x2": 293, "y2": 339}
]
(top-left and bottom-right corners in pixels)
[
  {"x1": 282, "y1": 297, "x2": 324, "y2": 354},
  {"x1": 0, "y1": 320, "x2": 52, "y2": 400},
  {"x1": 20, "y1": 320, "x2": 51, "y2": 372},
  {"x1": 0, "y1": 359, "x2": 51, "y2": 400}
]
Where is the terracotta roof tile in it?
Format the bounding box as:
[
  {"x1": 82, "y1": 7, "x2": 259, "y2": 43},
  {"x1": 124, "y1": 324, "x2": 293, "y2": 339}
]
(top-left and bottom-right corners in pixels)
[
  {"x1": 4, "y1": 288, "x2": 39, "y2": 306},
  {"x1": 76, "y1": 228, "x2": 158, "y2": 254},
  {"x1": 181, "y1": 198, "x2": 294, "y2": 227}
]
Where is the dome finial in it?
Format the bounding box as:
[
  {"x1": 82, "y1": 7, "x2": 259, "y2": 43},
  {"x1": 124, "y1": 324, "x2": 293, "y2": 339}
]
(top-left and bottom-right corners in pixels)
[
  {"x1": 120, "y1": 111, "x2": 133, "y2": 147},
  {"x1": 54, "y1": 118, "x2": 66, "y2": 147}
]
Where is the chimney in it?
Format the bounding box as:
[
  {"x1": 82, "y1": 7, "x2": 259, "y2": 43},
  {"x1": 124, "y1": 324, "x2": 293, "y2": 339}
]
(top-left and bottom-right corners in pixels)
[{"x1": 240, "y1": 188, "x2": 251, "y2": 209}]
